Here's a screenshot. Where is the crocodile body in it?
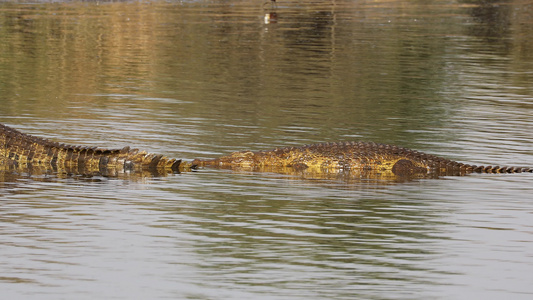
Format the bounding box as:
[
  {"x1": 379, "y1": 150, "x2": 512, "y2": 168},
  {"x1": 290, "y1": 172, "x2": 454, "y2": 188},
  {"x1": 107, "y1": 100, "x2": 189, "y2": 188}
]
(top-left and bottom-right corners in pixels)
[
  {"x1": 2, "y1": 123, "x2": 532, "y2": 178},
  {"x1": 0, "y1": 123, "x2": 183, "y2": 175},
  {"x1": 191, "y1": 142, "x2": 533, "y2": 176}
]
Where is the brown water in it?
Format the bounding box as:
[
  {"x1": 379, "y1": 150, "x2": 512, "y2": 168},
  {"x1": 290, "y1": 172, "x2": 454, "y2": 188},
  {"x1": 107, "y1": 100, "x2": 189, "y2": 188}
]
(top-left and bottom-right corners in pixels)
[{"x1": 1, "y1": 0, "x2": 533, "y2": 299}]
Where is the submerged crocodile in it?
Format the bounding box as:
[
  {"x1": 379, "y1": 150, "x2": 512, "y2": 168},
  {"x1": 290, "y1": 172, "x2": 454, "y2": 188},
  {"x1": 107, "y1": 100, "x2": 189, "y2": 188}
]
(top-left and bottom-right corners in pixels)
[
  {"x1": 1, "y1": 123, "x2": 532, "y2": 179},
  {"x1": 192, "y1": 142, "x2": 533, "y2": 178}
]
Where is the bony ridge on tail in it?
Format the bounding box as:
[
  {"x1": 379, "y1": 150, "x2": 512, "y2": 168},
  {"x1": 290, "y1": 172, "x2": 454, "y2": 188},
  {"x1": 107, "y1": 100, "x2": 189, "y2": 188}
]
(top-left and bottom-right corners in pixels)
[{"x1": 1, "y1": 123, "x2": 532, "y2": 178}]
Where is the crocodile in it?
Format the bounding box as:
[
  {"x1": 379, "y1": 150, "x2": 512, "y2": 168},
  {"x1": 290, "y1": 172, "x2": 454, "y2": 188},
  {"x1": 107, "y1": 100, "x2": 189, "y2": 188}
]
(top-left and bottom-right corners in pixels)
[
  {"x1": 191, "y1": 142, "x2": 533, "y2": 178},
  {"x1": 1, "y1": 123, "x2": 532, "y2": 179},
  {"x1": 0, "y1": 123, "x2": 183, "y2": 176}
]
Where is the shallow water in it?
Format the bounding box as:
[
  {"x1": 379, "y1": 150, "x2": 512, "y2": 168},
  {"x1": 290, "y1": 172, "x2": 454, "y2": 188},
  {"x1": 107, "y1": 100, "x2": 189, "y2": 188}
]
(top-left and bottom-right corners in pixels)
[{"x1": 1, "y1": 0, "x2": 533, "y2": 299}]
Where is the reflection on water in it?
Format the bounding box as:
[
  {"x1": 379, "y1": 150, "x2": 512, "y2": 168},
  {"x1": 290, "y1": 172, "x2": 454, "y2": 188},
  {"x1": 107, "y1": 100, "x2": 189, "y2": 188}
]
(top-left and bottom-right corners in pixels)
[
  {"x1": 1, "y1": 0, "x2": 533, "y2": 299},
  {"x1": 0, "y1": 170, "x2": 455, "y2": 299}
]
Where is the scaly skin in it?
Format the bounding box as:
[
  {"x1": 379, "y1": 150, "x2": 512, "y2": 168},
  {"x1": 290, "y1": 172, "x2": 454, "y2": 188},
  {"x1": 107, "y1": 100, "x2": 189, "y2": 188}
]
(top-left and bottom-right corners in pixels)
[
  {"x1": 1, "y1": 123, "x2": 183, "y2": 174},
  {"x1": 191, "y1": 142, "x2": 533, "y2": 176},
  {"x1": 2, "y1": 123, "x2": 532, "y2": 178}
]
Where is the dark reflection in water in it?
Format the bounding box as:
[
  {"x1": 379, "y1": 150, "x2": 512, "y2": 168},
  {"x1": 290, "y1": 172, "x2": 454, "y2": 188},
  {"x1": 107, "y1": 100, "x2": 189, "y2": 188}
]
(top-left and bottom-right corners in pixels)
[
  {"x1": 469, "y1": 0, "x2": 512, "y2": 38},
  {"x1": 1, "y1": 0, "x2": 533, "y2": 299}
]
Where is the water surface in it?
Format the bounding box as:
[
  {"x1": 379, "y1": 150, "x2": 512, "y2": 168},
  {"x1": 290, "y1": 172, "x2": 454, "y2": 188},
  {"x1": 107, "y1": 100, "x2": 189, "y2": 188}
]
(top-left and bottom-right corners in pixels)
[{"x1": 1, "y1": 0, "x2": 533, "y2": 299}]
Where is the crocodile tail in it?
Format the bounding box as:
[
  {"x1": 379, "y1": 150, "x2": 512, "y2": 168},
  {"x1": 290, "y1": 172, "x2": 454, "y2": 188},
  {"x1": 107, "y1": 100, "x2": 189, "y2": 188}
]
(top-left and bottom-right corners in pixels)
[
  {"x1": 152, "y1": 155, "x2": 182, "y2": 171},
  {"x1": 468, "y1": 165, "x2": 533, "y2": 173},
  {"x1": 119, "y1": 148, "x2": 182, "y2": 171}
]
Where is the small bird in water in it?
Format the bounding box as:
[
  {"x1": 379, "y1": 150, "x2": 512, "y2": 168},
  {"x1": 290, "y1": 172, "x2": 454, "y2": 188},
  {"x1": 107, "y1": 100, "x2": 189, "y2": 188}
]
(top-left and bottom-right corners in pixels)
[{"x1": 263, "y1": 0, "x2": 278, "y2": 24}]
